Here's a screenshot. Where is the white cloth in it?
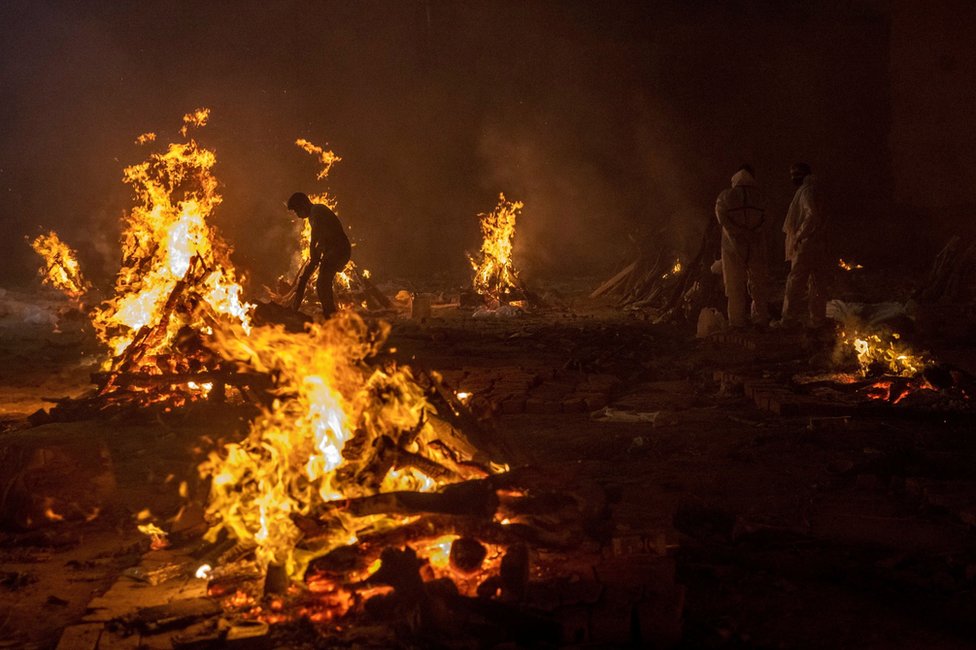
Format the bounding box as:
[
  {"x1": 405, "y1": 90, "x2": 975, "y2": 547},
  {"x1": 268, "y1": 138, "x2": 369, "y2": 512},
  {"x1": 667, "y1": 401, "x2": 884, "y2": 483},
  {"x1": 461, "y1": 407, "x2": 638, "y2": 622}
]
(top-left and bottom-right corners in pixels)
[
  {"x1": 715, "y1": 169, "x2": 769, "y2": 326},
  {"x1": 783, "y1": 175, "x2": 825, "y2": 262}
]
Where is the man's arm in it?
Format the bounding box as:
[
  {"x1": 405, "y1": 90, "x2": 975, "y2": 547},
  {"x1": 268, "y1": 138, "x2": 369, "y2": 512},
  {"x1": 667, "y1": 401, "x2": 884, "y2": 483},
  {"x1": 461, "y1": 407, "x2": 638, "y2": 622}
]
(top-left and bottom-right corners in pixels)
[
  {"x1": 715, "y1": 190, "x2": 733, "y2": 231},
  {"x1": 292, "y1": 230, "x2": 323, "y2": 310},
  {"x1": 793, "y1": 188, "x2": 824, "y2": 244}
]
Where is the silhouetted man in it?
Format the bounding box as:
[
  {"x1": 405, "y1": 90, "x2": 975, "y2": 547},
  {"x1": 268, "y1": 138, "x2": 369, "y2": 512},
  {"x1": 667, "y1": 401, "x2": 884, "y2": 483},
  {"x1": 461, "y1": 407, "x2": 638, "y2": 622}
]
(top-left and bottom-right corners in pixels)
[
  {"x1": 287, "y1": 192, "x2": 351, "y2": 317},
  {"x1": 780, "y1": 163, "x2": 828, "y2": 328}
]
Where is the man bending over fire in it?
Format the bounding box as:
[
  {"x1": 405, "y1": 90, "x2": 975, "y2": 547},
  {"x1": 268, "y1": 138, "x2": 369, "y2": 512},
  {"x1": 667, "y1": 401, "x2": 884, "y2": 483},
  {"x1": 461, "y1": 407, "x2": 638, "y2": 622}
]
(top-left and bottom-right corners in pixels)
[{"x1": 287, "y1": 192, "x2": 351, "y2": 317}]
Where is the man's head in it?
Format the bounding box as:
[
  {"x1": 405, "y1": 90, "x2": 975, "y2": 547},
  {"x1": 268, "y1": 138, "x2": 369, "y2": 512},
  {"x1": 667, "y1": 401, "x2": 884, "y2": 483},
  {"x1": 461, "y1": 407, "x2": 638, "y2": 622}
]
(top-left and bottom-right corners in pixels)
[
  {"x1": 287, "y1": 192, "x2": 313, "y2": 218},
  {"x1": 790, "y1": 162, "x2": 811, "y2": 187},
  {"x1": 739, "y1": 163, "x2": 755, "y2": 177}
]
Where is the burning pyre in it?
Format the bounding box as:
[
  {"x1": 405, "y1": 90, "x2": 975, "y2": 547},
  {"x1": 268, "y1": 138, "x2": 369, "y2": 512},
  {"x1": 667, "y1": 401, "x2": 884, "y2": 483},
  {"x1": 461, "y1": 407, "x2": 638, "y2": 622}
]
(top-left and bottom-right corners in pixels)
[
  {"x1": 469, "y1": 193, "x2": 526, "y2": 304},
  {"x1": 835, "y1": 327, "x2": 937, "y2": 404},
  {"x1": 31, "y1": 112, "x2": 573, "y2": 638}
]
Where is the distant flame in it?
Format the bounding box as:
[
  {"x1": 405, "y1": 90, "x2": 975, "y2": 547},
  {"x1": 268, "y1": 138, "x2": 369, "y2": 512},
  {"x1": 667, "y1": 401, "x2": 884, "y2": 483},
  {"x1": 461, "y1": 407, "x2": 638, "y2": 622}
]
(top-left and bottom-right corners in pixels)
[
  {"x1": 838, "y1": 258, "x2": 864, "y2": 271},
  {"x1": 30, "y1": 232, "x2": 91, "y2": 301},
  {"x1": 469, "y1": 194, "x2": 524, "y2": 300},
  {"x1": 661, "y1": 258, "x2": 683, "y2": 279},
  {"x1": 841, "y1": 329, "x2": 927, "y2": 377}
]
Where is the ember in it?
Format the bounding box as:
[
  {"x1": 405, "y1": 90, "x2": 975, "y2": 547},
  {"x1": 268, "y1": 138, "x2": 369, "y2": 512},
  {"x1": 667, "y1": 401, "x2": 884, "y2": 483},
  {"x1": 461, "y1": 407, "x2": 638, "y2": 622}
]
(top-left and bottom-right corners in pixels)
[{"x1": 838, "y1": 328, "x2": 928, "y2": 378}]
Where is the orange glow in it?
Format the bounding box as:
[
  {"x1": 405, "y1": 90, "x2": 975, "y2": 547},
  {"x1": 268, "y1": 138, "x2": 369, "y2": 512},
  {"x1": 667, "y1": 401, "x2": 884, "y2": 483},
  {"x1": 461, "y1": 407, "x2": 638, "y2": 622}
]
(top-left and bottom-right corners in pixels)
[
  {"x1": 839, "y1": 328, "x2": 928, "y2": 377},
  {"x1": 91, "y1": 108, "x2": 252, "y2": 364},
  {"x1": 30, "y1": 232, "x2": 91, "y2": 301},
  {"x1": 469, "y1": 194, "x2": 524, "y2": 300}
]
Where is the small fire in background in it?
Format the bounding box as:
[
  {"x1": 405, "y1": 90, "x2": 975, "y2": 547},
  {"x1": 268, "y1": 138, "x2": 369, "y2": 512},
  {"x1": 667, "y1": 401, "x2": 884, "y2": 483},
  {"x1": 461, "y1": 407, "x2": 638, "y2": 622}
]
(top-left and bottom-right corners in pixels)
[
  {"x1": 836, "y1": 327, "x2": 935, "y2": 403},
  {"x1": 839, "y1": 328, "x2": 928, "y2": 378},
  {"x1": 838, "y1": 258, "x2": 864, "y2": 271},
  {"x1": 284, "y1": 138, "x2": 374, "y2": 310},
  {"x1": 661, "y1": 259, "x2": 683, "y2": 280},
  {"x1": 469, "y1": 193, "x2": 525, "y2": 303},
  {"x1": 30, "y1": 231, "x2": 92, "y2": 303}
]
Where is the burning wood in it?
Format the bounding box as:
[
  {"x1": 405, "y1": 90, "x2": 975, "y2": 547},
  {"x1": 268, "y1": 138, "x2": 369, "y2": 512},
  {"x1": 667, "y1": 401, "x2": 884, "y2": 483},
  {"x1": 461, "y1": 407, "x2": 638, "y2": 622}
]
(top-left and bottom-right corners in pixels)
[
  {"x1": 468, "y1": 194, "x2": 528, "y2": 305},
  {"x1": 25, "y1": 111, "x2": 622, "y2": 646},
  {"x1": 29, "y1": 231, "x2": 92, "y2": 303}
]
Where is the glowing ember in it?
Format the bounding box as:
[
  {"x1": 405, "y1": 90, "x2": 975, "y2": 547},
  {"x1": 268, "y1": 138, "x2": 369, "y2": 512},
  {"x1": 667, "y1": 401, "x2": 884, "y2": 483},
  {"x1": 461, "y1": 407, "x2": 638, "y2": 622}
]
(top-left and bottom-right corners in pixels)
[
  {"x1": 195, "y1": 564, "x2": 213, "y2": 580},
  {"x1": 138, "y1": 522, "x2": 170, "y2": 550},
  {"x1": 838, "y1": 258, "x2": 864, "y2": 271},
  {"x1": 661, "y1": 259, "x2": 683, "y2": 280},
  {"x1": 30, "y1": 231, "x2": 91, "y2": 301},
  {"x1": 839, "y1": 329, "x2": 928, "y2": 377},
  {"x1": 469, "y1": 193, "x2": 524, "y2": 301}
]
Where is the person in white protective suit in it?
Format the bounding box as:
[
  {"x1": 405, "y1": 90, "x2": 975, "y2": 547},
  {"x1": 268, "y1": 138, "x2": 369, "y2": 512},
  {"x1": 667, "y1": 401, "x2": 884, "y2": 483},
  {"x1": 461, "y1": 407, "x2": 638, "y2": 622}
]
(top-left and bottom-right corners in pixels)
[
  {"x1": 780, "y1": 162, "x2": 828, "y2": 327},
  {"x1": 715, "y1": 164, "x2": 769, "y2": 327}
]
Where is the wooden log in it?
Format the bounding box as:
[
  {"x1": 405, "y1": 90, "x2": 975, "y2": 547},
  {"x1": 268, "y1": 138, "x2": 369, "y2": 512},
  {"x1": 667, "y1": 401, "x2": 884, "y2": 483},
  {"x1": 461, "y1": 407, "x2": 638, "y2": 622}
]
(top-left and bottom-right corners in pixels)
[
  {"x1": 589, "y1": 262, "x2": 637, "y2": 299},
  {"x1": 312, "y1": 478, "x2": 499, "y2": 519}
]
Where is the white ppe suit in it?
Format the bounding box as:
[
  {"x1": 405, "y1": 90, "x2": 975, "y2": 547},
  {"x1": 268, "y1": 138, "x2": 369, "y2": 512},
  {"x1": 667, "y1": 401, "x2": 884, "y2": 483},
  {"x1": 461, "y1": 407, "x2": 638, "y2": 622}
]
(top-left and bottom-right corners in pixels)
[
  {"x1": 715, "y1": 169, "x2": 769, "y2": 327},
  {"x1": 781, "y1": 175, "x2": 828, "y2": 326}
]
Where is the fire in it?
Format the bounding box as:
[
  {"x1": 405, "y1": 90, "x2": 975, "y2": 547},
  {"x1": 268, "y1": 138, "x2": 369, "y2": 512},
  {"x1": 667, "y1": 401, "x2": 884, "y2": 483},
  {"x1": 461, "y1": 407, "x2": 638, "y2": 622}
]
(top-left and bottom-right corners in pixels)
[
  {"x1": 469, "y1": 193, "x2": 524, "y2": 301},
  {"x1": 661, "y1": 258, "x2": 683, "y2": 280},
  {"x1": 30, "y1": 231, "x2": 91, "y2": 301},
  {"x1": 296, "y1": 138, "x2": 342, "y2": 182},
  {"x1": 838, "y1": 258, "x2": 864, "y2": 271},
  {"x1": 839, "y1": 329, "x2": 928, "y2": 377},
  {"x1": 138, "y1": 522, "x2": 170, "y2": 550},
  {"x1": 90, "y1": 108, "x2": 252, "y2": 364},
  {"x1": 200, "y1": 312, "x2": 474, "y2": 579},
  {"x1": 282, "y1": 138, "x2": 374, "y2": 310}
]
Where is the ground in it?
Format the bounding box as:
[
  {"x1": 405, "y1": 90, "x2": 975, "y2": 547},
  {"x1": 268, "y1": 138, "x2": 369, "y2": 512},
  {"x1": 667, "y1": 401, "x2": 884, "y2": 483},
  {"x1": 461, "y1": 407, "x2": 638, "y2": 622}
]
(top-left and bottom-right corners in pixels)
[{"x1": 1, "y1": 281, "x2": 976, "y2": 649}]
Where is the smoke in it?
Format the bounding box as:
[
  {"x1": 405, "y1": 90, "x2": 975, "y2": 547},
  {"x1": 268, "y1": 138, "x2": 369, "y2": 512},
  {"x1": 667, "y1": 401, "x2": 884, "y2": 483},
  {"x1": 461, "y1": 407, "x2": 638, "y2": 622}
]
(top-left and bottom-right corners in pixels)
[{"x1": 1, "y1": 0, "x2": 894, "y2": 294}]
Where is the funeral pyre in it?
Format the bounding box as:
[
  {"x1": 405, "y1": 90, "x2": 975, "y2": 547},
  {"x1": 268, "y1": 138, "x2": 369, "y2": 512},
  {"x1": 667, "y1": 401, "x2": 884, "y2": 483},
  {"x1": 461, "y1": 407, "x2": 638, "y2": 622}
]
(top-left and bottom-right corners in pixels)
[
  {"x1": 467, "y1": 194, "x2": 531, "y2": 307},
  {"x1": 788, "y1": 325, "x2": 974, "y2": 411},
  {"x1": 28, "y1": 112, "x2": 606, "y2": 642}
]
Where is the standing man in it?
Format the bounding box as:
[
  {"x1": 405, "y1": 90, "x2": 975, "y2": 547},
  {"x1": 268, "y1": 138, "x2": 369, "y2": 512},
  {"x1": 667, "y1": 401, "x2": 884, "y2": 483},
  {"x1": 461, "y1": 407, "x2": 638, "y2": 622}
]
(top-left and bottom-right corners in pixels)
[
  {"x1": 286, "y1": 192, "x2": 351, "y2": 317},
  {"x1": 780, "y1": 163, "x2": 828, "y2": 328},
  {"x1": 715, "y1": 164, "x2": 769, "y2": 328}
]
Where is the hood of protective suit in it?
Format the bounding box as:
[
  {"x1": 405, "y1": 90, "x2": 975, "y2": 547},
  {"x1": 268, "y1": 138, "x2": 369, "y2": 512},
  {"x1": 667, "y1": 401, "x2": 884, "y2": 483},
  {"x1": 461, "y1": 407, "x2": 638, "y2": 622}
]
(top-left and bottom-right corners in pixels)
[{"x1": 731, "y1": 169, "x2": 758, "y2": 187}]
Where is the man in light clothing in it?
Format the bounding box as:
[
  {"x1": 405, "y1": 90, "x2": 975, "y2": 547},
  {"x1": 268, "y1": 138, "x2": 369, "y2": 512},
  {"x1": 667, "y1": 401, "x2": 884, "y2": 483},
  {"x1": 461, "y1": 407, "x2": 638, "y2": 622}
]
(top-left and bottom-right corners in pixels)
[
  {"x1": 780, "y1": 162, "x2": 828, "y2": 327},
  {"x1": 715, "y1": 164, "x2": 769, "y2": 328}
]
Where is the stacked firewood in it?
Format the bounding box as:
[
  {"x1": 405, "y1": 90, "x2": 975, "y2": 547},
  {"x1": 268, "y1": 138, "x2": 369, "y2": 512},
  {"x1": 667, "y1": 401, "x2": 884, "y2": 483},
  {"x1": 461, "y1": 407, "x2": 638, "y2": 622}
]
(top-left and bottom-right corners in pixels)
[
  {"x1": 592, "y1": 220, "x2": 724, "y2": 322},
  {"x1": 913, "y1": 235, "x2": 976, "y2": 304}
]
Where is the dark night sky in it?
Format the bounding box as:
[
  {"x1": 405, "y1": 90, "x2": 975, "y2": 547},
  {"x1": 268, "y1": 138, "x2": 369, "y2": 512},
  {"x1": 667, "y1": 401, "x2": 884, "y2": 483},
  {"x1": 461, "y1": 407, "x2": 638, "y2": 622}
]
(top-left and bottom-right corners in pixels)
[{"x1": 0, "y1": 0, "x2": 893, "y2": 291}]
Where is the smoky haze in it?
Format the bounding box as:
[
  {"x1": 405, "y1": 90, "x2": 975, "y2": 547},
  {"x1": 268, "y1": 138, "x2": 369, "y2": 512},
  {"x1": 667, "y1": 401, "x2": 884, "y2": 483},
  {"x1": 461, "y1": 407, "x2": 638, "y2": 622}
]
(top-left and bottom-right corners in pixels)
[{"x1": 0, "y1": 0, "x2": 891, "y2": 294}]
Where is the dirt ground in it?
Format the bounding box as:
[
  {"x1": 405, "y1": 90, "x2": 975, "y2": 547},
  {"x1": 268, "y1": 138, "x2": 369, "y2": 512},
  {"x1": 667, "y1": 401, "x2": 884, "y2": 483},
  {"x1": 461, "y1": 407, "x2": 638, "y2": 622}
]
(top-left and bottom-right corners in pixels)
[{"x1": 2, "y1": 283, "x2": 976, "y2": 649}]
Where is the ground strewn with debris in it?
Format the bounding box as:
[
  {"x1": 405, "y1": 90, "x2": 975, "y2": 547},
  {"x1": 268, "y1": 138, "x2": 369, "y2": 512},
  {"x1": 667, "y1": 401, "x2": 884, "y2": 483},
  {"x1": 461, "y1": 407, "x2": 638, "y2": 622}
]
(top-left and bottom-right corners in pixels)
[{"x1": 2, "y1": 286, "x2": 976, "y2": 649}]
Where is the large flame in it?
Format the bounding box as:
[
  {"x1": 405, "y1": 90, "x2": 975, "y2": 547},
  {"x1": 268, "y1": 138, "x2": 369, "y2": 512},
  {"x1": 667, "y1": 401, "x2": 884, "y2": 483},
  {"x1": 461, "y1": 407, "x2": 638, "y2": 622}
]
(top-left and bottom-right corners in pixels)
[
  {"x1": 201, "y1": 313, "x2": 456, "y2": 577},
  {"x1": 91, "y1": 108, "x2": 252, "y2": 363},
  {"x1": 469, "y1": 193, "x2": 524, "y2": 300},
  {"x1": 30, "y1": 231, "x2": 91, "y2": 301}
]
